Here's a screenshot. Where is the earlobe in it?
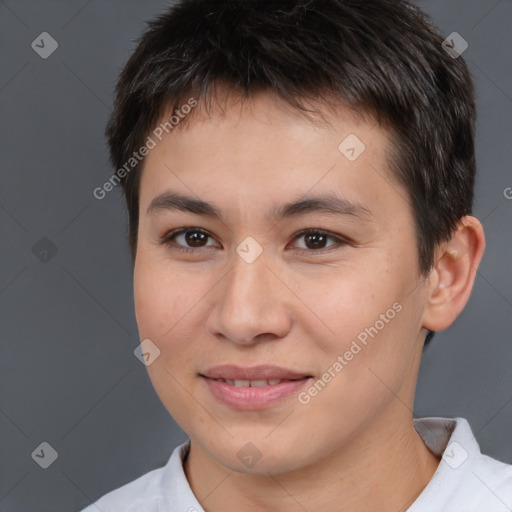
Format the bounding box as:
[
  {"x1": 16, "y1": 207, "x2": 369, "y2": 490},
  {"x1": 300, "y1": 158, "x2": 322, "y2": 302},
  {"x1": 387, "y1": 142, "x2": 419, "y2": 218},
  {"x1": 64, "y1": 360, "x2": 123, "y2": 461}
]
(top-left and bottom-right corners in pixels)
[{"x1": 422, "y1": 216, "x2": 486, "y2": 332}]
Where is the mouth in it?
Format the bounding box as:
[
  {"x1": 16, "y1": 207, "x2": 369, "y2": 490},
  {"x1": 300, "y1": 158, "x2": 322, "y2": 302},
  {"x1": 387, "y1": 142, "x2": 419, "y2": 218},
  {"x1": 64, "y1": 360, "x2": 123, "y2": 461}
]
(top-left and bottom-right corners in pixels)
[
  {"x1": 199, "y1": 365, "x2": 313, "y2": 410},
  {"x1": 202, "y1": 377, "x2": 309, "y2": 387},
  {"x1": 199, "y1": 364, "x2": 312, "y2": 382}
]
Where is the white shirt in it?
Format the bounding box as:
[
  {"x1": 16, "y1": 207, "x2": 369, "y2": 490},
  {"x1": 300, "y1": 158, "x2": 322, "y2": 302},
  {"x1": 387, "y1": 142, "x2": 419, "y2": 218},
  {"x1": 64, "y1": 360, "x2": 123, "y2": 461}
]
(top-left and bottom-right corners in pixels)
[{"x1": 81, "y1": 417, "x2": 512, "y2": 512}]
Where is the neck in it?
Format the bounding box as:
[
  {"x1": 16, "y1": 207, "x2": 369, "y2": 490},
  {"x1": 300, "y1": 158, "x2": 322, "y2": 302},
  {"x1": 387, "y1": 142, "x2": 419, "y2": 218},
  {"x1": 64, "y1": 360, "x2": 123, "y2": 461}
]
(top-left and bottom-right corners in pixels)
[{"x1": 183, "y1": 406, "x2": 440, "y2": 512}]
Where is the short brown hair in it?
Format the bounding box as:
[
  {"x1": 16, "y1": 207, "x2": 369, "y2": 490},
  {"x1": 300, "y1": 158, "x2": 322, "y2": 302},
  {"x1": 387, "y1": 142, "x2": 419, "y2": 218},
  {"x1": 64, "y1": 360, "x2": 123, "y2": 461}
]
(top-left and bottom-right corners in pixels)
[{"x1": 106, "y1": 0, "x2": 477, "y2": 344}]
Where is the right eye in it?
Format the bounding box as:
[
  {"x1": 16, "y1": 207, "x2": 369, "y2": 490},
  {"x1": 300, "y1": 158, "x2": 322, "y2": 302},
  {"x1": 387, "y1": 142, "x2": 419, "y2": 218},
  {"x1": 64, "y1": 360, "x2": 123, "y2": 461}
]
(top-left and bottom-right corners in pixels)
[{"x1": 160, "y1": 227, "x2": 220, "y2": 253}]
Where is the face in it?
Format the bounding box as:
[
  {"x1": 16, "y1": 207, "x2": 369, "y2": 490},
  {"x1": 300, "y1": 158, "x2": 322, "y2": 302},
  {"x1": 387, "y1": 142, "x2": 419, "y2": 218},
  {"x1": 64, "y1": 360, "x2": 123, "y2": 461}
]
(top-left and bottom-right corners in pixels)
[{"x1": 134, "y1": 92, "x2": 430, "y2": 475}]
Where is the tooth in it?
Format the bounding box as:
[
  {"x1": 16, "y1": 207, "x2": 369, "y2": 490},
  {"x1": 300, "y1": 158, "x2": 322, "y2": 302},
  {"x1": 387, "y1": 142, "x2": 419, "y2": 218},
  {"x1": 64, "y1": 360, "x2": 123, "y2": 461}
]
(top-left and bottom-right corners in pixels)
[
  {"x1": 234, "y1": 379, "x2": 250, "y2": 387},
  {"x1": 268, "y1": 379, "x2": 281, "y2": 385},
  {"x1": 250, "y1": 380, "x2": 268, "y2": 387},
  {"x1": 225, "y1": 379, "x2": 235, "y2": 385}
]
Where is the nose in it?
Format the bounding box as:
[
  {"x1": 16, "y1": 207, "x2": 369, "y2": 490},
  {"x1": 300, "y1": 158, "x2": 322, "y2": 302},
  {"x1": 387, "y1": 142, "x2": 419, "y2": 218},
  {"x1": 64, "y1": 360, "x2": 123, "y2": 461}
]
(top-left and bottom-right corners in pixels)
[{"x1": 206, "y1": 249, "x2": 292, "y2": 346}]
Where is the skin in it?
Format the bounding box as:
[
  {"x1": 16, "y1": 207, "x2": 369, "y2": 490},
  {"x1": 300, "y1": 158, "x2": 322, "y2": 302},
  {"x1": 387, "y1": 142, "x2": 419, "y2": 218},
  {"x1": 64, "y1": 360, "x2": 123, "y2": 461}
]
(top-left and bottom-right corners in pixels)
[{"x1": 133, "y1": 91, "x2": 485, "y2": 512}]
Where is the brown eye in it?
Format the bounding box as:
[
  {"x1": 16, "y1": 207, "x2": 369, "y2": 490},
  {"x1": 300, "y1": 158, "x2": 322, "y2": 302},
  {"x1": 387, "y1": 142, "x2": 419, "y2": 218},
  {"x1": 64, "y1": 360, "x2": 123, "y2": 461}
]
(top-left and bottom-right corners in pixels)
[
  {"x1": 292, "y1": 229, "x2": 349, "y2": 252},
  {"x1": 181, "y1": 230, "x2": 208, "y2": 247},
  {"x1": 161, "y1": 228, "x2": 218, "y2": 252},
  {"x1": 160, "y1": 227, "x2": 349, "y2": 254}
]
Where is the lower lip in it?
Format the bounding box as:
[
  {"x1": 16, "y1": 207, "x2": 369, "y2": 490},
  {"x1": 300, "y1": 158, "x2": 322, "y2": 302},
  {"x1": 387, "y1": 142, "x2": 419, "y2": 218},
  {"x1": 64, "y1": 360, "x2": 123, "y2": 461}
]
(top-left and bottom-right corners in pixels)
[{"x1": 201, "y1": 376, "x2": 311, "y2": 410}]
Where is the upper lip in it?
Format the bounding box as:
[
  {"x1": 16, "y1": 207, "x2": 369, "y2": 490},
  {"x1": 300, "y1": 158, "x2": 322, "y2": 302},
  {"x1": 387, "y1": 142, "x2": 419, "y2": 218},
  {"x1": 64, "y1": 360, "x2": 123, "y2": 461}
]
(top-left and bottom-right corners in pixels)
[{"x1": 200, "y1": 365, "x2": 311, "y2": 381}]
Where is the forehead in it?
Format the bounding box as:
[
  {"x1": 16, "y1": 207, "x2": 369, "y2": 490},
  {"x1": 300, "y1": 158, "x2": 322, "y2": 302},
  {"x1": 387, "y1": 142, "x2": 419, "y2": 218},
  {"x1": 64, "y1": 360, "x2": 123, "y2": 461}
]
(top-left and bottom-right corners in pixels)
[{"x1": 139, "y1": 92, "x2": 412, "y2": 227}]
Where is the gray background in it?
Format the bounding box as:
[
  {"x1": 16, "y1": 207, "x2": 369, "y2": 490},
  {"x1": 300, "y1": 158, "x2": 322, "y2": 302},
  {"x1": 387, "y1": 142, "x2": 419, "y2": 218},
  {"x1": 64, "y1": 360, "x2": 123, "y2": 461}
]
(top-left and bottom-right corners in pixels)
[{"x1": 0, "y1": 1, "x2": 511, "y2": 511}]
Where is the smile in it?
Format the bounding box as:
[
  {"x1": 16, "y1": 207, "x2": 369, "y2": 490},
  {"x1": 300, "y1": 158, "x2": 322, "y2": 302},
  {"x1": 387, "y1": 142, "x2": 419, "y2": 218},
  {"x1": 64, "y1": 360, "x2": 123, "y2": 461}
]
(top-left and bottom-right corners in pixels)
[{"x1": 201, "y1": 374, "x2": 312, "y2": 410}]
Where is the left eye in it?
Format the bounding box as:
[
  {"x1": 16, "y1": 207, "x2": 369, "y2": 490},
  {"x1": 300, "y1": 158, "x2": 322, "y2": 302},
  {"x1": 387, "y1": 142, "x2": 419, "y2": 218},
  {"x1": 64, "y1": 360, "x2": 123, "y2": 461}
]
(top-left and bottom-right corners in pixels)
[
  {"x1": 292, "y1": 228, "x2": 347, "y2": 251},
  {"x1": 160, "y1": 228, "x2": 348, "y2": 252}
]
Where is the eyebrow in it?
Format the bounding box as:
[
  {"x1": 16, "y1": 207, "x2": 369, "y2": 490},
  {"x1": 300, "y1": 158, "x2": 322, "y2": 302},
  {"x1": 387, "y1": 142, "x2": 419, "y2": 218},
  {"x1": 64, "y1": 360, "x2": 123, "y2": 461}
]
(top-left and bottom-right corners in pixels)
[{"x1": 146, "y1": 191, "x2": 374, "y2": 221}]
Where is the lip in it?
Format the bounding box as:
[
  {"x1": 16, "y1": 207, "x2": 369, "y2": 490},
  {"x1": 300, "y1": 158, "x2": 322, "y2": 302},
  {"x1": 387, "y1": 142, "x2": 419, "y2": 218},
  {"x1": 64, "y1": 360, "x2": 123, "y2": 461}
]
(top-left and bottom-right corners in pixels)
[
  {"x1": 200, "y1": 364, "x2": 311, "y2": 381},
  {"x1": 201, "y1": 375, "x2": 312, "y2": 410},
  {"x1": 199, "y1": 365, "x2": 313, "y2": 410}
]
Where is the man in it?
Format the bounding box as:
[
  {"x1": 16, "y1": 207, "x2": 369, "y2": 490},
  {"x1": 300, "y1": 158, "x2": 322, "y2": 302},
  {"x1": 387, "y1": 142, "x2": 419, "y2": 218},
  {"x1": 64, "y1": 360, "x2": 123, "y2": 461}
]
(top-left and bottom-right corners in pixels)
[{"x1": 83, "y1": 1, "x2": 512, "y2": 510}]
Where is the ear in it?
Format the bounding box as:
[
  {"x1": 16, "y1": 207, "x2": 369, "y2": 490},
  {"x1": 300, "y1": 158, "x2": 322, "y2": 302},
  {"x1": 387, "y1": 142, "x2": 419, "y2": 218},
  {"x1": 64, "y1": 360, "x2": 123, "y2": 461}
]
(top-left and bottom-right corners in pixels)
[{"x1": 421, "y1": 216, "x2": 486, "y2": 332}]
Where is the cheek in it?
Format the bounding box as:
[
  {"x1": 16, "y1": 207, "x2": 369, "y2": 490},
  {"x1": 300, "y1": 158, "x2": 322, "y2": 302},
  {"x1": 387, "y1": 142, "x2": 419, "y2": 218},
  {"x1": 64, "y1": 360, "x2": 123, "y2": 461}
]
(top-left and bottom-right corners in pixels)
[
  {"x1": 296, "y1": 259, "x2": 398, "y2": 351},
  {"x1": 303, "y1": 258, "x2": 418, "y2": 392},
  {"x1": 133, "y1": 258, "x2": 206, "y2": 431},
  {"x1": 133, "y1": 257, "x2": 217, "y2": 381},
  {"x1": 134, "y1": 257, "x2": 198, "y2": 338}
]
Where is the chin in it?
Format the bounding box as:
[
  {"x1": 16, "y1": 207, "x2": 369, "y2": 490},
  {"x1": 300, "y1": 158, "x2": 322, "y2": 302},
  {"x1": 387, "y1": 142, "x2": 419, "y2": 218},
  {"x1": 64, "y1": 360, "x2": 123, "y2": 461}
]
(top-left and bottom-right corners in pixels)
[{"x1": 201, "y1": 434, "x2": 311, "y2": 476}]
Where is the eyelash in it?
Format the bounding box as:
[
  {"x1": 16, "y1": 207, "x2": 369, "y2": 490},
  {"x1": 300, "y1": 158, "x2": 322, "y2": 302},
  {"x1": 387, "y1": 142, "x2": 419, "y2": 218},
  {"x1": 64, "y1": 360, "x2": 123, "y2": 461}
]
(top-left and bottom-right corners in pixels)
[{"x1": 159, "y1": 227, "x2": 350, "y2": 254}]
